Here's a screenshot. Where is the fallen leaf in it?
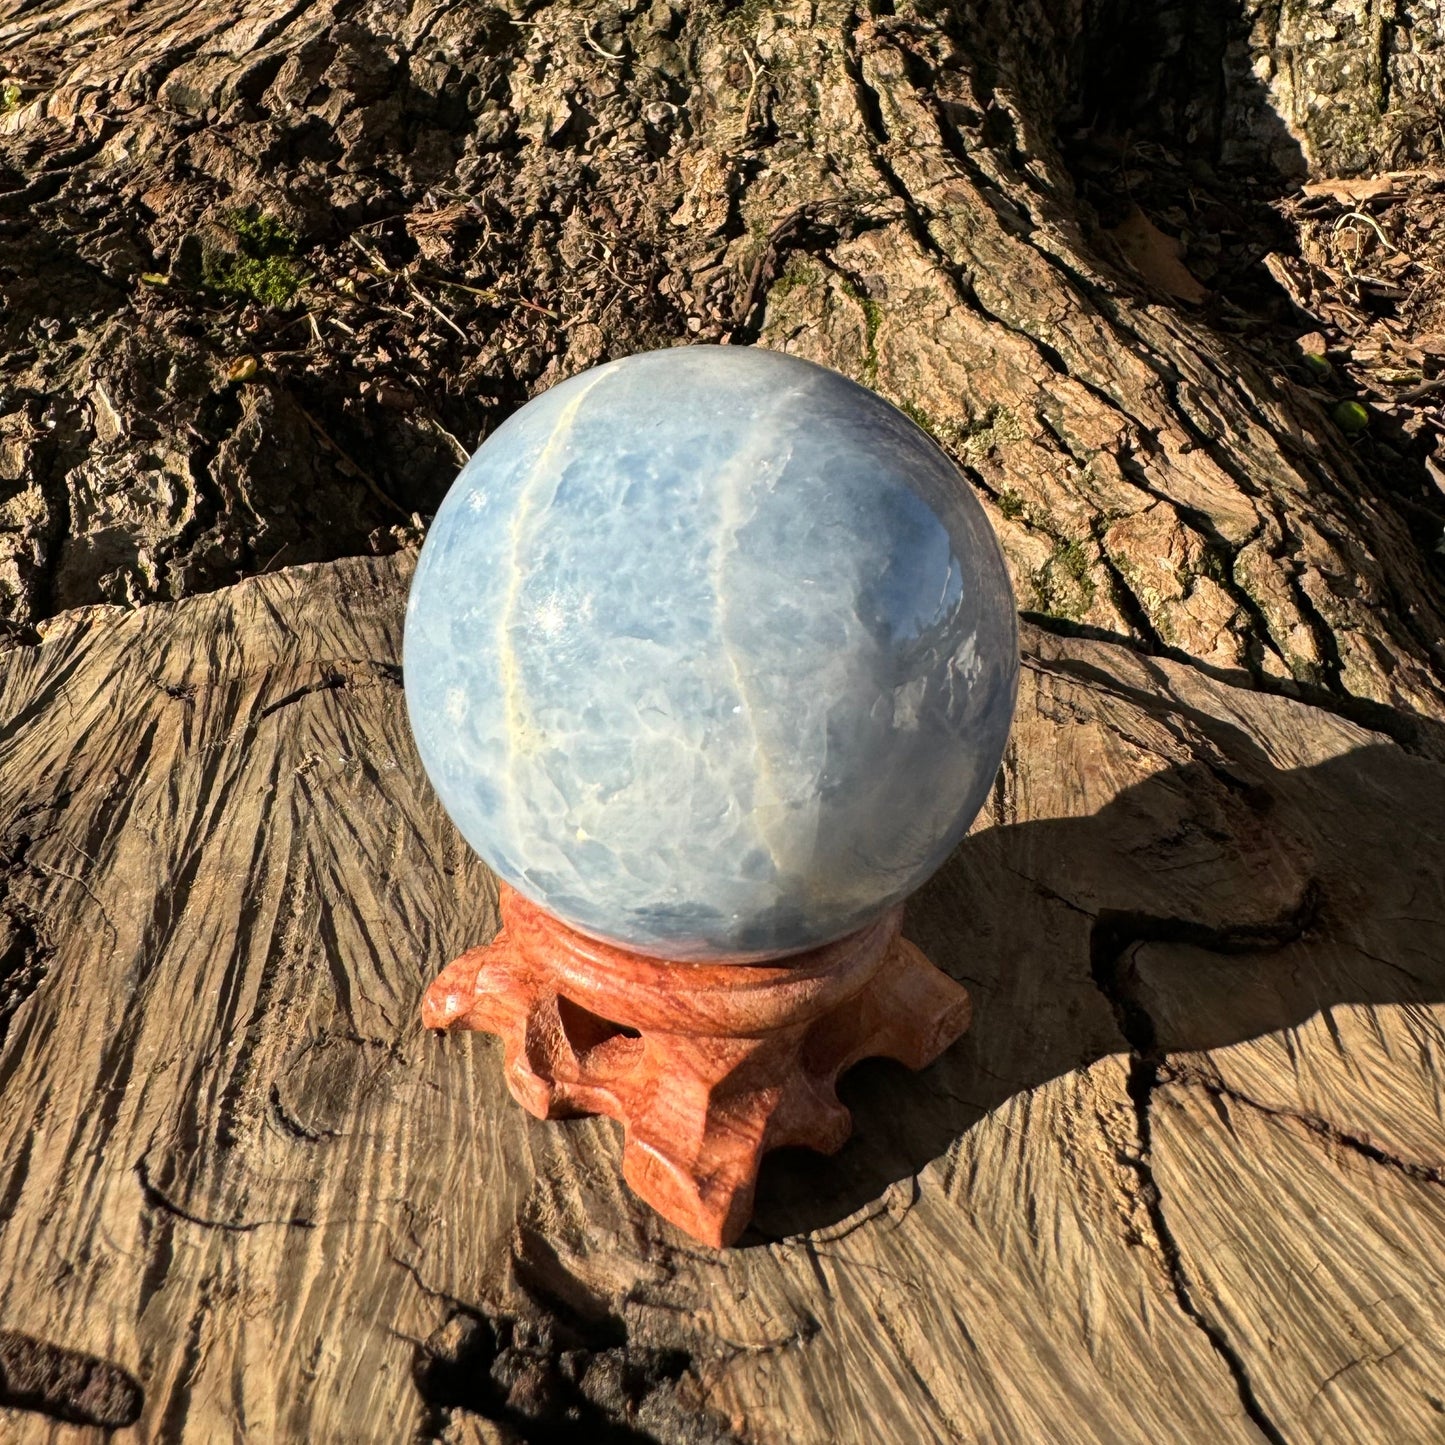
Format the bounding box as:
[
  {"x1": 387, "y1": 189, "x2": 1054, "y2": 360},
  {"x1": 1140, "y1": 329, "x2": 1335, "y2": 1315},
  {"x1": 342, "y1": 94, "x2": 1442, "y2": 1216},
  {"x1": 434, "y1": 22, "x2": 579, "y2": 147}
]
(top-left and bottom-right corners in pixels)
[
  {"x1": 1303, "y1": 175, "x2": 1397, "y2": 203},
  {"x1": 1107, "y1": 207, "x2": 1207, "y2": 304}
]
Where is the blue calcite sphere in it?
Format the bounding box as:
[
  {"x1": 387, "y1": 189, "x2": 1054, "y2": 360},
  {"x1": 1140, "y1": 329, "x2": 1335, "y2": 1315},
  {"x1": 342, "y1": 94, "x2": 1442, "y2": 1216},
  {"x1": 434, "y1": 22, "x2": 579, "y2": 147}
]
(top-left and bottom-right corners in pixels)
[{"x1": 404, "y1": 346, "x2": 1018, "y2": 961}]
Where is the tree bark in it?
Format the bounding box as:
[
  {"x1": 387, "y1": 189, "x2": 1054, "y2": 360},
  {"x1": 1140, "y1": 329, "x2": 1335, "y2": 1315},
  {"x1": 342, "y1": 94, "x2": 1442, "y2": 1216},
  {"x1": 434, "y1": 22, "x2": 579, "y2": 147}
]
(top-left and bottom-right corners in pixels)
[
  {"x1": 2, "y1": 1, "x2": 1445, "y2": 1442},
  {"x1": 3, "y1": 0, "x2": 1444, "y2": 719}
]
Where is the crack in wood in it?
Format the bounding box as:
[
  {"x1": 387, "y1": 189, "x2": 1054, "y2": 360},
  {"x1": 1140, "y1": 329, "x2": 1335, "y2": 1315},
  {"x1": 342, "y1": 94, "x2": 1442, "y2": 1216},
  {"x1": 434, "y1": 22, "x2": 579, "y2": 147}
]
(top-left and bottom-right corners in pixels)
[
  {"x1": 1164, "y1": 1064, "x2": 1445, "y2": 1187},
  {"x1": 1023, "y1": 646, "x2": 1445, "y2": 763},
  {"x1": 267, "y1": 1081, "x2": 344, "y2": 1143},
  {"x1": 134, "y1": 1158, "x2": 316, "y2": 1232},
  {"x1": 255, "y1": 670, "x2": 348, "y2": 721},
  {"x1": 1088, "y1": 900, "x2": 1322, "y2": 1445}
]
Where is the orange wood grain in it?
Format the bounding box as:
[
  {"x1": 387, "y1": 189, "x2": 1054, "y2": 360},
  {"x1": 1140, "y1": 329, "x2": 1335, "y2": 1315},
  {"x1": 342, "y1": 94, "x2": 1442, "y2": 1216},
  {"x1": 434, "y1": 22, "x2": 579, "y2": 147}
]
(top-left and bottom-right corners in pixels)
[{"x1": 423, "y1": 884, "x2": 972, "y2": 1246}]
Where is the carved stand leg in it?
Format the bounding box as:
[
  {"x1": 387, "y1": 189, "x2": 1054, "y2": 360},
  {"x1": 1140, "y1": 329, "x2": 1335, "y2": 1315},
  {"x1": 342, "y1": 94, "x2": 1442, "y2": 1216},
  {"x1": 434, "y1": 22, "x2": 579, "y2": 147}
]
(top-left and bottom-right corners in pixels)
[{"x1": 422, "y1": 884, "x2": 971, "y2": 1248}]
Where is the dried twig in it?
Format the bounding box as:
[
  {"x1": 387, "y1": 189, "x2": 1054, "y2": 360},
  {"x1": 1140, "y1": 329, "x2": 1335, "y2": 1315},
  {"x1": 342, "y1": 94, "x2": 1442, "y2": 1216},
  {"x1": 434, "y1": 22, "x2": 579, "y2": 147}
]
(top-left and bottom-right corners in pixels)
[
  {"x1": 430, "y1": 276, "x2": 560, "y2": 320},
  {"x1": 423, "y1": 411, "x2": 473, "y2": 466},
  {"x1": 739, "y1": 44, "x2": 764, "y2": 137},
  {"x1": 1332, "y1": 209, "x2": 1398, "y2": 253},
  {"x1": 581, "y1": 21, "x2": 626, "y2": 62},
  {"x1": 405, "y1": 276, "x2": 468, "y2": 342}
]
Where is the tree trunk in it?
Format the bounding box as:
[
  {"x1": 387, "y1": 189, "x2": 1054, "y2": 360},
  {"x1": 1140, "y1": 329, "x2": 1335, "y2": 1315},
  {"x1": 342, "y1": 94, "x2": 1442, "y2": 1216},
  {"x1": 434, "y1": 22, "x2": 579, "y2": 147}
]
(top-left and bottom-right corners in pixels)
[{"x1": 2, "y1": 1, "x2": 1445, "y2": 1442}]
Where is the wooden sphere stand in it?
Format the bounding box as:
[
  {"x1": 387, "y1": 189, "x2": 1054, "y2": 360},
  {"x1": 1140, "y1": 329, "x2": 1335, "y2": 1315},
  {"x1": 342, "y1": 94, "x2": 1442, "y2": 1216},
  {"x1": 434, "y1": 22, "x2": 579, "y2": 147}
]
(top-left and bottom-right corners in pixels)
[{"x1": 422, "y1": 884, "x2": 971, "y2": 1247}]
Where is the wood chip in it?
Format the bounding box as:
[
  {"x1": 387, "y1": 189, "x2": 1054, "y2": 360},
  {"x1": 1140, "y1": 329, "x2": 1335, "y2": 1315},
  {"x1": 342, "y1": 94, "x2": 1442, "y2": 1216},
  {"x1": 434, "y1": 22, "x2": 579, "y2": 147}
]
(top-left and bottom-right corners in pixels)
[{"x1": 1263, "y1": 252, "x2": 1318, "y2": 316}]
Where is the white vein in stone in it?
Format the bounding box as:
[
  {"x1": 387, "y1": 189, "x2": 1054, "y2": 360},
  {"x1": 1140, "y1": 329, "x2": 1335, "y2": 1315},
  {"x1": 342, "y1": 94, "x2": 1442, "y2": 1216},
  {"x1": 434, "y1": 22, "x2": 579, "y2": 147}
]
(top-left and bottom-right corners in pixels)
[{"x1": 404, "y1": 347, "x2": 1019, "y2": 960}]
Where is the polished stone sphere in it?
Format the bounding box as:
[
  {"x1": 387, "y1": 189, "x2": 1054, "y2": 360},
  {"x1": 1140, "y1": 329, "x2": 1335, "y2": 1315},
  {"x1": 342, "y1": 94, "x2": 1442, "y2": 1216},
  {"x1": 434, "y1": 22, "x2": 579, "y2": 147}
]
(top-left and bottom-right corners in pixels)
[{"x1": 404, "y1": 346, "x2": 1018, "y2": 960}]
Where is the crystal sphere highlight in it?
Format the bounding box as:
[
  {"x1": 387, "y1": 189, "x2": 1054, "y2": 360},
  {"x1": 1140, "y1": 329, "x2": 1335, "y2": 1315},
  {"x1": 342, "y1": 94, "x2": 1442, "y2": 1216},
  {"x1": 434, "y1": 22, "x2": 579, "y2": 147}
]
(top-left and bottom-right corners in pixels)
[{"x1": 404, "y1": 346, "x2": 1018, "y2": 960}]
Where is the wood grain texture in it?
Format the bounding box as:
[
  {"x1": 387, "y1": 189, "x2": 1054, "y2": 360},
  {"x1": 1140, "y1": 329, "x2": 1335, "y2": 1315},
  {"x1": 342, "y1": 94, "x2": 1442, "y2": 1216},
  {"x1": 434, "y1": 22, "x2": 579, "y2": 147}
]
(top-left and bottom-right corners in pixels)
[
  {"x1": 4, "y1": 0, "x2": 1444, "y2": 730},
  {"x1": 2, "y1": 550, "x2": 1443, "y2": 1442}
]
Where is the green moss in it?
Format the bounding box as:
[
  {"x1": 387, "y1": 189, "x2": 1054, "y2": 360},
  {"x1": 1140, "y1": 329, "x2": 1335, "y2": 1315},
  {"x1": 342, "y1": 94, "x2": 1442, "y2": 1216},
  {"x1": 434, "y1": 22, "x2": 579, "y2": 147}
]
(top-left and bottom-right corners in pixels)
[
  {"x1": 893, "y1": 399, "x2": 972, "y2": 454},
  {"x1": 894, "y1": 399, "x2": 937, "y2": 438},
  {"x1": 959, "y1": 405, "x2": 1025, "y2": 458},
  {"x1": 1198, "y1": 545, "x2": 1232, "y2": 587},
  {"x1": 204, "y1": 210, "x2": 306, "y2": 309},
  {"x1": 1032, "y1": 539, "x2": 1097, "y2": 622},
  {"x1": 745, "y1": 209, "x2": 774, "y2": 241},
  {"x1": 228, "y1": 212, "x2": 296, "y2": 255},
  {"x1": 838, "y1": 277, "x2": 883, "y2": 388},
  {"x1": 997, "y1": 488, "x2": 1025, "y2": 522},
  {"x1": 0, "y1": 82, "x2": 21, "y2": 114},
  {"x1": 767, "y1": 254, "x2": 821, "y2": 305}
]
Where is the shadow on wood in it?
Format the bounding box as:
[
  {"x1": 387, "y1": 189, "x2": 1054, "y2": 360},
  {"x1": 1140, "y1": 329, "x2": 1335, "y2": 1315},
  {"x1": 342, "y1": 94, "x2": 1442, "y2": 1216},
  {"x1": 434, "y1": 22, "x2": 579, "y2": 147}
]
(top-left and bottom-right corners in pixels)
[{"x1": 753, "y1": 721, "x2": 1445, "y2": 1239}]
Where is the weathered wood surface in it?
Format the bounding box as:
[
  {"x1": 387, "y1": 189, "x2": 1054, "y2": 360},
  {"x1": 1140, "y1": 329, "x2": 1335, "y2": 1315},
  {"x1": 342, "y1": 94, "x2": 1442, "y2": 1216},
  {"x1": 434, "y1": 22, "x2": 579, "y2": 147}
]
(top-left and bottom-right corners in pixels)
[{"x1": 3, "y1": 550, "x2": 1444, "y2": 1442}]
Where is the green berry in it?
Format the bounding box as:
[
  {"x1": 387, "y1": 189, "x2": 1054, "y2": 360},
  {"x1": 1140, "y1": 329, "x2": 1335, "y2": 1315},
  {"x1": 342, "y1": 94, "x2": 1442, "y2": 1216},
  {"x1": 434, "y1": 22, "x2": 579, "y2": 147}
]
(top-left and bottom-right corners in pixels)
[{"x1": 1332, "y1": 400, "x2": 1370, "y2": 434}]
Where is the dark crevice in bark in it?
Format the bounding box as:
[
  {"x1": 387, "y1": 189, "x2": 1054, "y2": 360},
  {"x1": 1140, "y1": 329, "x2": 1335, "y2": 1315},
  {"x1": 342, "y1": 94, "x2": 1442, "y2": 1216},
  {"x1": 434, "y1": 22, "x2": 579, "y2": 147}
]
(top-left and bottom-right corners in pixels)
[
  {"x1": 0, "y1": 905, "x2": 49, "y2": 1056},
  {"x1": 841, "y1": 48, "x2": 965, "y2": 289},
  {"x1": 25, "y1": 398, "x2": 90, "y2": 625},
  {"x1": 173, "y1": 382, "x2": 247, "y2": 591},
  {"x1": 1091, "y1": 532, "x2": 1171, "y2": 653},
  {"x1": 0, "y1": 831, "x2": 53, "y2": 1058},
  {"x1": 1116, "y1": 487, "x2": 1289, "y2": 685},
  {"x1": 1285, "y1": 574, "x2": 1348, "y2": 694}
]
